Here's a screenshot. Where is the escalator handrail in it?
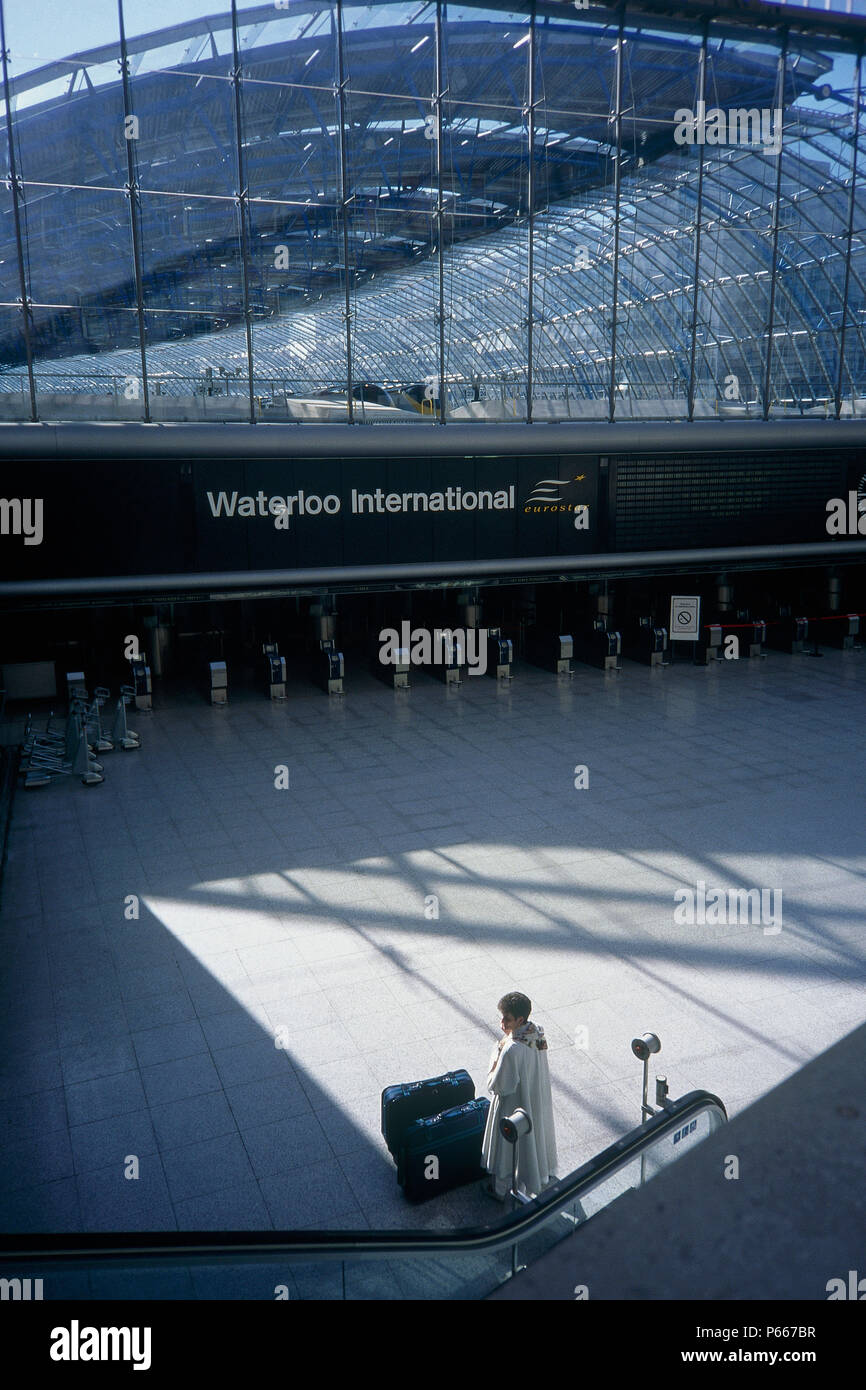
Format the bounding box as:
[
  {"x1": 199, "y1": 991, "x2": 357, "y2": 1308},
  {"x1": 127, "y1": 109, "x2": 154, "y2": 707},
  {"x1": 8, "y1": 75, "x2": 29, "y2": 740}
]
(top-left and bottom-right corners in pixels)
[{"x1": 0, "y1": 1090, "x2": 726, "y2": 1263}]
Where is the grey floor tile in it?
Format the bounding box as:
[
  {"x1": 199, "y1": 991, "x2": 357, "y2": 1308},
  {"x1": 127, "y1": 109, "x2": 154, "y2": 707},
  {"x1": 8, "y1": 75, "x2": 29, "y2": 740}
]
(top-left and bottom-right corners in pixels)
[
  {"x1": 122, "y1": 990, "x2": 197, "y2": 1033},
  {"x1": 149, "y1": 1090, "x2": 239, "y2": 1153},
  {"x1": 258, "y1": 1160, "x2": 364, "y2": 1228},
  {"x1": 54, "y1": 1003, "x2": 133, "y2": 1050},
  {"x1": 0, "y1": 1087, "x2": 69, "y2": 1145},
  {"x1": 0, "y1": 1176, "x2": 83, "y2": 1233},
  {"x1": 69, "y1": 1110, "x2": 159, "y2": 1176},
  {"x1": 160, "y1": 1133, "x2": 255, "y2": 1204},
  {"x1": 223, "y1": 1073, "x2": 313, "y2": 1131},
  {"x1": 298, "y1": 1057, "x2": 381, "y2": 1110},
  {"x1": 131, "y1": 1020, "x2": 208, "y2": 1069},
  {"x1": 76, "y1": 1158, "x2": 177, "y2": 1231},
  {"x1": 174, "y1": 1179, "x2": 274, "y2": 1231},
  {"x1": 64, "y1": 1069, "x2": 147, "y2": 1128},
  {"x1": 61, "y1": 1038, "x2": 138, "y2": 1087},
  {"x1": 338, "y1": 1149, "x2": 404, "y2": 1209},
  {"x1": 199, "y1": 1009, "x2": 273, "y2": 1051},
  {"x1": 139, "y1": 1053, "x2": 222, "y2": 1108},
  {"x1": 240, "y1": 1111, "x2": 334, "y2": 1180},
  {"x1": 117, "y1": 963, "x2": 186, "y2": 1002},
  {"x1": 0, "y1": 1049, "x2": 63, "y2": 1100},
  {"x1": 211, "y1": 1040, "x2": 296, "y2": 1089},
  {"x1": 275, "y1": 1021, "x2": 359, "y2": 1069},
  {"x1": 314, "y1": 1100, "x2": 388, "y2": 1159},
  {"x1": 0, "y1": 1125, "x2": 75, "y2": 1191}
]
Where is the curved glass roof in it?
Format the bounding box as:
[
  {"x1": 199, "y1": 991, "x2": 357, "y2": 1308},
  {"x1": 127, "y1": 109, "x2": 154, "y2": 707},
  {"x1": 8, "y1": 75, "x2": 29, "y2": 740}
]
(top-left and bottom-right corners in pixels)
[{"x1": 1, "y1": 1, "x2": 865, "y2": 421}]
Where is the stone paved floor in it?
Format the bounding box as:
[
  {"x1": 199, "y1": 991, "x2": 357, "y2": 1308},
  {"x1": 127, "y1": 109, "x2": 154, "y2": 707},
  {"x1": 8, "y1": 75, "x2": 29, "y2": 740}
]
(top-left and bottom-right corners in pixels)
[{"x1": 1, "y1": 646, "x2": 864, "y2": 1293}]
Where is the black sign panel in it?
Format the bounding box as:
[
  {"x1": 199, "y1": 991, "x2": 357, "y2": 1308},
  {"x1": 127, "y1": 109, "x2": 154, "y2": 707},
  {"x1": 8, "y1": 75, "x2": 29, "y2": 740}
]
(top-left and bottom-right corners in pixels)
[{"x1": 3, "y1": 454, "x2": 601, "y2": 582}]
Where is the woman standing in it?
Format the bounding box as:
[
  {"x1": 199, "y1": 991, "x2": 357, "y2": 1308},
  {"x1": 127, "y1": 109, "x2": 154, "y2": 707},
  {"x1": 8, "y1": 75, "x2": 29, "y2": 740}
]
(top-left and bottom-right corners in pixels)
[{"x1": 481, "y1": 991, "x2": 558, "y2": 1201}]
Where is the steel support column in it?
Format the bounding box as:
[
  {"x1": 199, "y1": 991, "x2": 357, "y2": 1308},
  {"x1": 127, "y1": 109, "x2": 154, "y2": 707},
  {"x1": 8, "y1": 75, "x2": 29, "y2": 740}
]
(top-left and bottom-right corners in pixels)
[
  {"x1": 435, "y1": 2, "x2": 447, "y2": 424},
  {"x1": 526, "y1": 3, "x2": 537, "y2": 425},
  {"x1": 687, "y1": 24, "x2": 709, "y2": 422},
  {"x1": 230, "y1": 0, "x2": 256, "y2": 425},
  {"x1": 762, "y1": 29, "x2": 790, "y2": 421},
  {"x1": 118, "y1": 0, "x2": 150, "y2": 422},
  {"x1": 0, "y1": 2, "x2": 36, "y2": 420},
  {"x1": 836, "y1": 47, "x2": 862, "y2": 419},
  {"x1": 608, "y1": 8, "x2": 626, "y2": 424},
  {"x1": 335, "y1": 0, "x2": 354, "y2": 423}
]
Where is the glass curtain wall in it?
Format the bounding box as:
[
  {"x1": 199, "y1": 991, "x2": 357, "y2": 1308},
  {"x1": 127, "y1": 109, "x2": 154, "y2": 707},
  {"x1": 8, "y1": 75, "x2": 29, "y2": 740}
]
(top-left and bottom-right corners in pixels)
[
  {"x1": 239, "y1": 3, "x2": 341, "y2": 413},
  {"x1": 443, "y1": 6, "x2": 534, "y2": 421},
  {"x1": 0, "y1": 1, "x2": 140, "y2": 419},
  {"x1": 343, "y1": 3, "x2": 441, "y2": 417},
  {"x1": 122, "y1": 2, "x2": 247, "y2": 419},
  {"x1": 520, "y1": 4, "x2": 617, "y2": 420},
  {"x1": 693, "y1": 23, "x2": 789, "y2": 417},
  {"x1": 0, "y1": 0, "x2": 864, "y2": 423}
]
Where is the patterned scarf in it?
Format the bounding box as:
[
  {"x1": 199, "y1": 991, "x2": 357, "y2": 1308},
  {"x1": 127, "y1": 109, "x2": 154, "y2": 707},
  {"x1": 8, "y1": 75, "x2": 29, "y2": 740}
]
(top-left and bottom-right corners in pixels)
[
  {"x1": 512, "y1": 1020, "x2": 548, "y2": 1050},
  {"x1": 489, "y1": 1020, "x2": 548, "y2": 1081}
]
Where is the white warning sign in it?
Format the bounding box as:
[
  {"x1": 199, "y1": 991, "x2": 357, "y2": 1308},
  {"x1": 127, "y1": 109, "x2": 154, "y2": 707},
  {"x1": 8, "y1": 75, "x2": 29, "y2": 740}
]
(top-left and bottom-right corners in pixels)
[{"x1": 670, "y1": 595, "x2": 700, "y2": 641}]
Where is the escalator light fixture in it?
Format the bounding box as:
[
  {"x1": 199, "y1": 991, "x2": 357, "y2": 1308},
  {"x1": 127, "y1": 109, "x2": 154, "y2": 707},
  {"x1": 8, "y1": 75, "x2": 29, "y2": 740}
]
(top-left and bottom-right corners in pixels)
[
  {"x1": 631, "y1": 1033, "x2": 661, "y2": 1061},
  {"x1": 499, "y1": 1108, "x2": 532, "y2": 1143}
]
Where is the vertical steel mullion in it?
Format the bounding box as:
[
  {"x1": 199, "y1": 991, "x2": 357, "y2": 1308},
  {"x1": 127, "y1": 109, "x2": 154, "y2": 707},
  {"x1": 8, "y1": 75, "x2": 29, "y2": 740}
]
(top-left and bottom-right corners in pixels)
[
  {"x1": 762, "y1": 30, "x2": 789, "y2": 421},
  {"x1": 835, "y1": 47, "x2": 862, "y2": 419},
  {"x1": 117, "y1": 0, "x2": 150, "y2": 421},
  {"x1": 608, "y1": 9, "x2": 625, "y2": 424},
  {"x1": 687, "y1": 25, "x2": 708, "y2": 422},
  {"x1": 230, "y1": 0, "x2": 256, "y2": 425},
  {"x1": 526, "y1": 3, "x2": 536, "y2": 425},
  {"x1": 435, "y1": 3, "x2": 447, "y2": 424},
  {"x1": 335, "y1": 0, "x2": 354, "y2": 423},
  {"x1": 0, "y1": 1, "x2": 36, "y2": 420}
]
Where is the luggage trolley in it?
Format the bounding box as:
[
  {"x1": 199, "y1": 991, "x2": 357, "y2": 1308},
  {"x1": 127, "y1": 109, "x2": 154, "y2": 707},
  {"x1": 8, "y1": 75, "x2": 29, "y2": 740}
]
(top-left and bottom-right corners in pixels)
[{"x1": 112, "y1": 686, "x2": 141, "y2": 750}]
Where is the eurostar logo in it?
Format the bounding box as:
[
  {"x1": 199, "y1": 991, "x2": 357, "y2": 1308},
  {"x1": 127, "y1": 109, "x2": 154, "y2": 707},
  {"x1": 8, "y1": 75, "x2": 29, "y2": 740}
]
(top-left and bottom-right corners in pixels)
[
  {"x1": 523, "y1": 473, "x2": 589, "y2": 518},
  {"x1": 524, "y1": 473, "x2": 586, "y2": 505}
]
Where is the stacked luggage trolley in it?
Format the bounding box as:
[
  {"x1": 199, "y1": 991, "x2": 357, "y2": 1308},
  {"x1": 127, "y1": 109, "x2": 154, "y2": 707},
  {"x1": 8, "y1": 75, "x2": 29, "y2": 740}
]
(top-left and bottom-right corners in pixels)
[
  {"x1": 19, "y1": 682, "x2": 141, "y2": 790},
  {"x1": 381, "y1": 1069, "x2": 490, "y2": 1202}
]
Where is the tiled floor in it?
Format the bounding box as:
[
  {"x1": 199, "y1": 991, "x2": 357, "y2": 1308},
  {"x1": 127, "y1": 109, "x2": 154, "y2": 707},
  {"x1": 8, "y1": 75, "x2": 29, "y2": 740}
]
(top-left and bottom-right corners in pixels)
[{"x1": 2, "y1": 648, "x2": 865, "y2": 1255}]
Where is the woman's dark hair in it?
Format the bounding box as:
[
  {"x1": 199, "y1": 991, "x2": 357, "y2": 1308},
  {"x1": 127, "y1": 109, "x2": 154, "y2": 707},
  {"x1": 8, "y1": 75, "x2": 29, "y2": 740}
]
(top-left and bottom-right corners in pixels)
[{"x1": 497, "y1": 991, "x2": 531, "y2": 1022}]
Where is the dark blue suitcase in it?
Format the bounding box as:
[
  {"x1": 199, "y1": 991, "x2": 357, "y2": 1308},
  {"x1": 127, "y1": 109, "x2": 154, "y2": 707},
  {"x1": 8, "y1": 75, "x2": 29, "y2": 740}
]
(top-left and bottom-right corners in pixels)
[
  {"x1": 381, "y1": 1070, "x2": 475, "y2": 1160},
  {"x1": 397, "y1": 1097, "x2": 491, "y2": 1202}
]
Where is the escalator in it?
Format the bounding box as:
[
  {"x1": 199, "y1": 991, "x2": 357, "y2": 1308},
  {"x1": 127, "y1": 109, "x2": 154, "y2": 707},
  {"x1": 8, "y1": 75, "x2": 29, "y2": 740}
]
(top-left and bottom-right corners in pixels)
[{"x1": 2, "y1": 1090, "x2": 726, "y2": 1301}]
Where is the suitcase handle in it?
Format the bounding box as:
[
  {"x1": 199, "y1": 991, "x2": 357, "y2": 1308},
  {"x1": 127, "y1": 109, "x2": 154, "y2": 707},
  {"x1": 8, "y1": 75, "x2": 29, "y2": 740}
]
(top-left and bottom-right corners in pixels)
[{"x1": 402, "y1": 1072, "x2": 458, "y2": 1097}]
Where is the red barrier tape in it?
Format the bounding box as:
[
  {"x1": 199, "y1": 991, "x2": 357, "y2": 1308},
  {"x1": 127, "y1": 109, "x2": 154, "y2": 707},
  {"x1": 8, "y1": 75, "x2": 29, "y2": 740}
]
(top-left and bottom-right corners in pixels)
[{"x1": 701, "y1": 613, "x2": 864, "y2": 630}]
